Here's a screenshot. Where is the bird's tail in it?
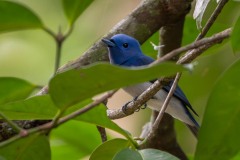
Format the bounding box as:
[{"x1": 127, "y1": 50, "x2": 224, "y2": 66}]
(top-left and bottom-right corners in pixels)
[{"x1": 186, "y1": 124, "x2": 199, "y2": 138}]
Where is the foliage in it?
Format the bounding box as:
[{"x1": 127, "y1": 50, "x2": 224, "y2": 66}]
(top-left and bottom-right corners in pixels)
[
  {"x1": 0, "y1": 0, "x2": 240, "y2": 160},
  {"x1": 0, "y1": 134, "x2": 50, "y2": 160},
  {"x1": 195, "y1": 58, "x2": 240, "y2": 160},
  {"x1": 0, "y1": 1, "x2": 43, "y2": 33},
  {"x1": 231, "y1": 16, "x2": 240, "y2": 53}
]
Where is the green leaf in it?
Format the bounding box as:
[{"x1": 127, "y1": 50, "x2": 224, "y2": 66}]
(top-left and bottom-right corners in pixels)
[
  {"x1": 0, "y1": 95, "x2": 57, "y2": 120},
  {"x1": 232, "y1": 152, "x2": 240, "y2": 160},
  {"x1": 139, "y1": 149, "x2": 179, "y2": 160},
  {"x1": 90, "y1": 138, "x2": 129, "y2": 160},
  {"x1": 62, "y1": 0, "x2": 94, "y2": 25},
  {"x1": 0, "y1": 95, "x2": 93, "y2": 120},
  {"x1": 231, "y1": 16, "x2": 240, "y2": 53},
  {"x1": 0, "y1": 77, "x2": 36, "y2": 105},
  {"x1": 195, "y1": 58, "x2": 240, "y2": 160},
  {"x1": 75, "y1": 104, "x2": 133, "y2": 142},
  {"x1": 49, "y1": 62, "x2": 185, "y2": 109},
  {"x1": 0, "y1": 134, "x2": 51, "y2": 160},
  {"x1": 183, "y1": 17, "x2": 200, "y2": 45},
  {"x1": 113, "y1": 148, "x2": 143, "y2": 160},
  {"x1": 0, "y1": 1, "x2": 43, "y2": 33},
  {"x1": 51, "y1": 120, "x2": 101, "y2": 160}
]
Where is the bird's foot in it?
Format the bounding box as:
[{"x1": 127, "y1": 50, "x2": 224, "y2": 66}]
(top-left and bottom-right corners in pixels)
[
  {"x1": 122, "y1": 101, "x2": 131, "y2": 114},
  {"x1": 122, "y1": 96, "x2": 147, "y2": 114}
]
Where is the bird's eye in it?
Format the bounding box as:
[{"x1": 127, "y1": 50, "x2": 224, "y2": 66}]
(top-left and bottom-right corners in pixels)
[{"x1": 123, "y1": 43, "x2": 128, "y2": 48}]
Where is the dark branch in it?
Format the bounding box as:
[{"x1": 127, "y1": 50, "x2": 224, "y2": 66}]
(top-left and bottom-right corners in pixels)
[{"x1": 97, "y1": 126, "x2": 107, "y2": 143}]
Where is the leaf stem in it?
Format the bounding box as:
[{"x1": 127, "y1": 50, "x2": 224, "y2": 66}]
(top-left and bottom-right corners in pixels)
[
  {"x1": 43, "y1": 25, "x2": 74, "y2": 75},
  {"x1": 0, "y1": 112, "x2": 23, "y2": 133}
]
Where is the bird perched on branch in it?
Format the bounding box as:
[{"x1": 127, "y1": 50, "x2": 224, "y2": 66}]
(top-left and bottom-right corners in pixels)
[{"x1": 102, "y1": 34, "x2": 199, "y2": 137}]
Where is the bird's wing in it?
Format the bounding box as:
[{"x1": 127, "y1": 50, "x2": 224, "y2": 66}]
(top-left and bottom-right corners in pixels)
[
  {"x1": 149, "y1": 79, "x2": 198, "y2": 116},
  {"x1": 162, "y1": 82, "x2": 199, "y2": 116},
  {"x1": 121, "y1": 55, "x2": 198, "y2": 116},
  {"x1": 120, "y1": 55, "x2": 154, "y2": 66}
]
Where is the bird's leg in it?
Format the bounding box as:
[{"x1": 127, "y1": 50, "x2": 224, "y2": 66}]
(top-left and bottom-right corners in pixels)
[
  {"x1": 122, "y1": 96, "x2": 147, "y2": 113},
  {"x1": 141, "y1": 103, "x2": 147, "y2": 109}
]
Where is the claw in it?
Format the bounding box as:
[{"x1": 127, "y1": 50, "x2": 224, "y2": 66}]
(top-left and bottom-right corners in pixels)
[
  {"x1": 141, "y1": 103, "x2": 147, "y2": 109},
  {"x1": 133, "y1": 96, "x2": 139, "y2": 101},
  {"x1": 122, "y1": 96, "x2": 147, "y2": 113},
  {"x1": 122, "y1": 101, "x2": 131, "y2": 114}
]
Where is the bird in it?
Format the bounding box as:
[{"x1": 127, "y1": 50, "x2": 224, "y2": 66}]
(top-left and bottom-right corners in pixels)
[{"x1": 102, "y1": 34, "x2": 200, "y2": 137}]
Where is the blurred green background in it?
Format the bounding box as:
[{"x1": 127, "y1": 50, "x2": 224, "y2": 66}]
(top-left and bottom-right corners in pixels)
[{"x1": 0, "y1": 0, "x2": 240, "y2": 159}]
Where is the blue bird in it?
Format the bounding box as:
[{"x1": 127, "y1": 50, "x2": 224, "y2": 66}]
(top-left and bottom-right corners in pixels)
[{"x1": 102, "y1": 34, "x2": 199, "y2": 137}]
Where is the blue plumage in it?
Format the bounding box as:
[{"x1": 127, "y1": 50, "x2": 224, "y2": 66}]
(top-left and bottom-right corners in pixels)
[{"x1": 102, "y1": 34, "x2": 199, "y2": 136}]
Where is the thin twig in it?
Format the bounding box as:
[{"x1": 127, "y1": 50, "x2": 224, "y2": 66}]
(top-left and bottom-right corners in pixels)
[
  {"x1": 42, "y1": 27, "x2": 56, "y2": 38},
  {"x1": 45, "y1": 109, "x2": 65, "y2": 135},
  {"x1": 178, "y1": 43, "x2": 215, "y2": 64},
  {"x1": 53, "y1": 25, "x2": 75, "y2": 74},
  {"x1": 151, "y1": 28, "x2": 231, "y2": 65},
  {"x1": 140, "y1": 73, "x2": 181, "y2": 145},
  {"x1": 196, "y1": 0, "x2": 229, "y2": 40},
  {"x1": 0, "y1": 91, "x2": 116, "y2": 147},
  {"x1": 0, "y1": 112, "x2": 23, "y2": 134},
  {"x1": 184, "y1": 0, "x2": 229, "y2": 63},
  {"x1": 43, "y1": 26, "x2": 74, "y2": 74},
  {"x1": 97, "y1": 126, "x2": 107, "y2": 142},
  {"x1": 54, "y1": 33, "x2": 64, "y2": 74}
]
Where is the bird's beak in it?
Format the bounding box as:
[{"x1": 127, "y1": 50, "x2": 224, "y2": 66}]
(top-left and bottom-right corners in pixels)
[{"x1": 102, "y1": 38, "x2": 116, "y2": 47}]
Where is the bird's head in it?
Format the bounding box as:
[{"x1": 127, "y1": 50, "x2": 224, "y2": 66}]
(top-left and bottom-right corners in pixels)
[{"x1": 102, "y1": 34, "x2": 143, "y2": 65}]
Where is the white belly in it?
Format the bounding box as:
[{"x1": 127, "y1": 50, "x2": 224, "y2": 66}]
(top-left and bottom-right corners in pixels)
[{"x1": 123, "y1": 83, "x2": 195, "y2": 126}]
